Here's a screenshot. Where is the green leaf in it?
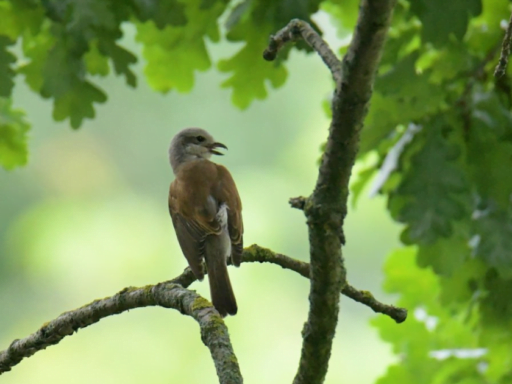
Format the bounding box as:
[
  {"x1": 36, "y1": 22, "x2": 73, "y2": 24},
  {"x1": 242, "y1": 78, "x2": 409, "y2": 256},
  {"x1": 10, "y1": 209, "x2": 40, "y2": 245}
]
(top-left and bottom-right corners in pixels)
[
  {"x1": 417, "y1": 233, "x2": 470, "y2": 276},
  {"x1": 18, "y1": 1, "x2": 130, "y2": 126},
  {"x1": 225, "y1": 0, "x2": 322, "y2": 41},
  {"x1": 466, "y1": 0, "x2": 509, "y2": 54},
  {"x1": 375, "y1": 246, "x2": 488, "y2": 384},
  {"x1": 58, "y1": 0, "x2": 117, "y2": 52},
  {"x1": 438, "y1": 258, "x2": 485, "y2": 307},
  {"x1": 480, "y1": 269, "x2": 512, "y2": 326},
  {"x1": 415, "y1": 41, "x2": 475, "y2": 85},
  {"x1": 0, "y1": 97, "x2": 30, "y2": 170},
  {"x1": 431, "y1": 359, "x2": 484, "y2": 384},
  {"x1": 485, "y1": 340, "x2": 512, "y2": 382},
  {"x1": 471, "y1": 90, "x2": 512, "y2": 139},
  {"x1": 380, "y1": 247, "x2": 440, "y2": 307},
  {"x1": 0, "y1": 36, "x2": 16, "y2": 98},
  {"x1": 361, "y1": 53, "x2": 446, "y2": 154},
  {"x1": 52, "y1": 81, "x2": 107, "y2": 128},
  {"x1": 42, "y1": 0, "x2": 138, "y2": 88},
  {"x1": 84, "y1": 41, "x2": 110, "y2": 76},
  {"x1": 350, "y1": 166, "x2": 375, "y2": 208},
  {"x1": 136, "y1": 0, "x2": 226, "y2": 93},
  {"x1": 221, "y1": 0, "x2": 322, "y2": 108},
  {"x1": 466, "y1": 91, "x2": 512, "y2": 208},
  {"x1": 98, "y1": 39, "x2": 137, "y2": 87},
  {"x1": 41, "y1": 39, "x2": 107, "y2": 128},
  {"x1": 390, "y1": 117, "x2": 471, "y2": 244},
  {"x1": 218, "y1": 32, "x2": 288, "y2": 109},
  {"x1": 472, "y1": 202, "x2": 512, "y2": 277},
  {"x1": 0, "y1": 1, "x2": 44, "y2": 39},
  {"x1": 380, "y1": 21, "x2": 421, "y2": 69},
  {"x1": 479, "y1": 271, "x2": 512, "y2": 382},
  {"x1": 136, "y1": 22, "x2": 211, "y2": 93},
  {"x1": 368, "y1": 124, "x2": 421, "y2": 197},
  {"x1": 409, "y1": 0, "x2": 482, "y2": 46},
  {"x1": 19, "y1": 25, "x2": 55, "y2": 92},
  {"x1": 376, "y1": 365, "x2": 432, "y2": 384},
  {"x1": 131, "y1": 0, "x2": 188, "y2": 27},
  {"x1": 321, "y1": 0, "x2": 360, "y2": 38}
]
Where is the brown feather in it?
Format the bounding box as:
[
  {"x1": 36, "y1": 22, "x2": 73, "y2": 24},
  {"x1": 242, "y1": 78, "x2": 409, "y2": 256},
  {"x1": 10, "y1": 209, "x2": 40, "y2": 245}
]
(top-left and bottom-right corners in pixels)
[
  {"x1": 205, "y1": 234, "x2": 237, "y2": 316},
  {"x1": 168, "y1": 159, "x2": 243, "y2": 315}
]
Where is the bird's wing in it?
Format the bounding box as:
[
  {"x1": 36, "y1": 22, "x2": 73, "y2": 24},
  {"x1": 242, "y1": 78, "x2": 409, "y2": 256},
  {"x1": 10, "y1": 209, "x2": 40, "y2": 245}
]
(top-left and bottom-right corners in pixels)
[
  {"x1": 169, "y1": 175, "x2": 223, "y2": 279},
  {"x1": 213, "y1": 164, "x2": 244, "y2": 266}
]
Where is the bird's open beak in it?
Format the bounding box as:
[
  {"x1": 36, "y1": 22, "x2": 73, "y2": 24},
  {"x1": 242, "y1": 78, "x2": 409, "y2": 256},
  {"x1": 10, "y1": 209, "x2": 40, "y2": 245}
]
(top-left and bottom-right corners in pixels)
[{"x1": 209, "y1": 142, "x2": 228, "y2": 156}]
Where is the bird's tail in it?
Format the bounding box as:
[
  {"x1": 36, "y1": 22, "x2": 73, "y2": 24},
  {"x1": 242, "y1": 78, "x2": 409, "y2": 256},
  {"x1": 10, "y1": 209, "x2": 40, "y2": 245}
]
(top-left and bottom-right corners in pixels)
[{"x1": 204, "y1": 235, "x2": 237, "y2": 317}]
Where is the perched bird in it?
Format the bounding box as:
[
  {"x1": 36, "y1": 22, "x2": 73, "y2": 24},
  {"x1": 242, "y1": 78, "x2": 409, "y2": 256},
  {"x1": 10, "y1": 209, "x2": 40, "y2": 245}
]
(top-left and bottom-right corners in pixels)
[{"x1": 168, "y1": 128, "x2": 243, "y2": 316}]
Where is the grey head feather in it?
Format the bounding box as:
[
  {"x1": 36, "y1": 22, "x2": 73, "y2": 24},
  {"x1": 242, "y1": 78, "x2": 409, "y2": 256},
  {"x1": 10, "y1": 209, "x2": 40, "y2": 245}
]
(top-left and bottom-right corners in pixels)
[{"x1": 169, "y1": 127, "x2": 216, "y2": 174}]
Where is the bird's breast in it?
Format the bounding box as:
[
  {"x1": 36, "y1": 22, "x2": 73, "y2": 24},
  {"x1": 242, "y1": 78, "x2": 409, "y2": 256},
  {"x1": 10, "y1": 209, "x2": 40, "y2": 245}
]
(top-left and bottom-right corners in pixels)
[
  {"x1": 211, "y1": 203, "x2": 231, "y2": 259},
  {"x1": 216, "y1": 203, "x2": 229, "y2": 229}
]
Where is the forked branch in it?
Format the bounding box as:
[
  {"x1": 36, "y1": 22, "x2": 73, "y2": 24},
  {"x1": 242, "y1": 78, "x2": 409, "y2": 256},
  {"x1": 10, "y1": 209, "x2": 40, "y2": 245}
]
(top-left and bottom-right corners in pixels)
[
  {"x1": 2, "y1": 5, "x2": 401, "y2": 384},
  {"x1": 264, "y1": 2, "x2": 398, "y2": 384}
]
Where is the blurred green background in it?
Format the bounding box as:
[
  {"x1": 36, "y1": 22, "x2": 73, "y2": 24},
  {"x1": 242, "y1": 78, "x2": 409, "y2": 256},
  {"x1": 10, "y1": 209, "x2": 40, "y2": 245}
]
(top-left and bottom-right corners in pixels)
[{"x1": 0, "y1": 19, "x2": 401, "y2": 384}]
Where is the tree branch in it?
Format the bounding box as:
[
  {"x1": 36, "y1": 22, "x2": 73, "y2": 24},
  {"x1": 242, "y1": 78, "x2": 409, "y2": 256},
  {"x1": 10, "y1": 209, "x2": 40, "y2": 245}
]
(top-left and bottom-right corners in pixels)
[
  {"x1": 0, "y1": 283, "x2": 242, "y2": 384},
  {"x1": 263, "y1": 19, "x2": 342, "y2": 85},
  {"x1": 171, "y1": 245, "x2": 407, "y2": 323},
  {"x1": 289, "y1": 196, "x2": 307, "y2": 210},
  {"x1": 264, "y1": 2, "x2": 397, "y2": 384},
  {"x1": 494, "y1": 11, "x2": 512, "y2": 78},
  {"x1": 242, "y1": 245, "x2": 407, "y2": 323},
  {"x1": 0, "y1": 243, "x2": 405, "y2": 380}
]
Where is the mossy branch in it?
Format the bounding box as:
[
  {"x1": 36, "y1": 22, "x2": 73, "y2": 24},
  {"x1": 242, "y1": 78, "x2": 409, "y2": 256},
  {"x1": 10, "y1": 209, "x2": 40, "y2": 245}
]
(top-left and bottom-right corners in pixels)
[
  {"x1": 263, "y1": 2, "x2": 397, "y2": 384},
  {"x1": 0, "y1": 283, "x2": 242, "y2": 384},
  {"x1": 0, "y1": 243, "x2": 405, "y2": 381},
  {"x1": 241, "y1": 245, "x2": 407, "y2": 323},
  {"x1": 263, "y1": 19, "x2": 342, "y2": 85},
  {"x1": 171, "y1": 244, "x2": 406, "y2": 322}
]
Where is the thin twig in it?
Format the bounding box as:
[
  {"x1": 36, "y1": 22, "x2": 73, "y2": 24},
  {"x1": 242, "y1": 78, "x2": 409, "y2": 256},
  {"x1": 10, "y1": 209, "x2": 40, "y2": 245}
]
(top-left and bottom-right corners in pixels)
[
  {"x1": 289, "y1": 196, "x2": 307, "y2": 210},
  {"x1": 0, "y1": 284, "x2": 242, "y2": 384},
  {"x1": 241, "y1": 245, "x2": 407, "y2": 323},
  {"x1": 263, "y1": 19, "x2": 342, "y2": 85},
  {"x1": 494, "y1": 11, "x2": 512, "y2": 78}
]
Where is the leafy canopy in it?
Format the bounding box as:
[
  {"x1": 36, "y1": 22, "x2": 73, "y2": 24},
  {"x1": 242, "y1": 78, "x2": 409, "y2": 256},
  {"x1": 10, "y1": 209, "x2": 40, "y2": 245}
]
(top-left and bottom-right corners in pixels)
[
  {"x1": 2, "y1": 1, "x2": 512, "y2": 383},
  {"x1": 345, "y1": 1, "x2": 512, "y2": 383}
]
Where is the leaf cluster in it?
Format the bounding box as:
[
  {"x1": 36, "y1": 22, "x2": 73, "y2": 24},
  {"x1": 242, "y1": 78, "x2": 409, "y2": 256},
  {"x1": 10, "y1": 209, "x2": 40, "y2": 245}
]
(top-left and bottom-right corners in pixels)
[
  {"x1": 0, "y1": 0, "x2": 324, "y2": 169},
  {"x1": 342, "y1": 1, "x2": 512, "y2": 383}
]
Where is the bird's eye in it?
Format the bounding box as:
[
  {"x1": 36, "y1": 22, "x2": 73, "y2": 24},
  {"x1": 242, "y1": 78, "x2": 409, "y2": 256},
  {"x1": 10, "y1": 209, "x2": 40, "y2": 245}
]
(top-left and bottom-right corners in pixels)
[{"x1": 196, "y1": 135, "x2": 205, "y2": 142}]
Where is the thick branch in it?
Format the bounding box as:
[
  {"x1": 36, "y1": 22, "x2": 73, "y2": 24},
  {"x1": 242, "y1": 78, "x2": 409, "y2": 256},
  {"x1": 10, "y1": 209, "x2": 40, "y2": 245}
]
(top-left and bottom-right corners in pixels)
[
  {"x1": 0, "y1": 283, "x2": 242, "y2": 384},
  {"x1": 264, "y1": 2, "x2": 396, "y2": 384},
  {"x1": 494, "y1": 11, "x2": 512, "y2": 78}
]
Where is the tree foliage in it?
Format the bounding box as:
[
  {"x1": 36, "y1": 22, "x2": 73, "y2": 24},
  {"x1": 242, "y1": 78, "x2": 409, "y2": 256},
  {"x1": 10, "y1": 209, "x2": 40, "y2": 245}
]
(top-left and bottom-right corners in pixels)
[
  {"x1": 1, "y1": 0, "x2": 512, "y2": 383},
  {"x1": 353, "y1": 1, "x2": 512, "y2": 383}
]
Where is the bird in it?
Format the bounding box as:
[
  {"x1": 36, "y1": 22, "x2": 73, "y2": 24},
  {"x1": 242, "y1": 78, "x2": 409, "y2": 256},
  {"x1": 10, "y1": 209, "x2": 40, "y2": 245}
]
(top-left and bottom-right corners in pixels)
[{"x1": 168, "y1": 127, "x2": 243, "y2": 316}]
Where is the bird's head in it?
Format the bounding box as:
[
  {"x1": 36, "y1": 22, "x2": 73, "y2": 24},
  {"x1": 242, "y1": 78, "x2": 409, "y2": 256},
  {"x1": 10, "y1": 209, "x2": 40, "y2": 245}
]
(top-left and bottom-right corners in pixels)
[{"x1": 169, "y1": 127, "x2": 228, "y2": 173}]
